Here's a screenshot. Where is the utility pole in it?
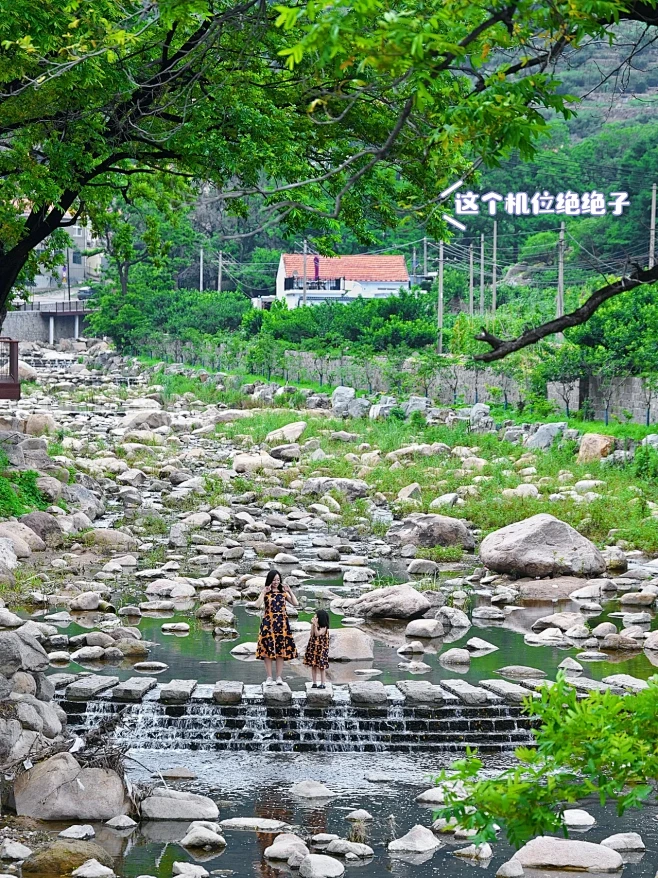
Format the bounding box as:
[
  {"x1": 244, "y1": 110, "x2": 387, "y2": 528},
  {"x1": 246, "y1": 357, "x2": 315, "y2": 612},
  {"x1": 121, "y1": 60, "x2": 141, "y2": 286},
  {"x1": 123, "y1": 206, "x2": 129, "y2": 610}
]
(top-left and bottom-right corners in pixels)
[
  {"x1": 217, "y1": 251, "x2": 223, "y2": 292},
  {"x1": 302, "y1": 239, "x2": 308, "y2": 306},
  {"x1": 437, "y1": 240, "x2": 444, "y2": 354},
  {"x1": 491, "y1": 220, "x2": 497, "y2": 312},
  {"x1": 199, "y1": 247, "x2": 204, "y2": 291},
  {"x1": 479, "y1": 233, "x2": 485, "y2": 316},
  {"x1": 557, "y1": 222, "x2": 565, "y2": 318},
  {"x1": 412, "y1": 246, "x2": 417, "y2": 284},
  {"x1": 468, "y1": 243, "x2": 474, "y2": 317},
  {"x1": 66, "y1": 248, "x2": 71, "y2": 302},
  {"x1": 650, "y1": 182, "x2": 657, "y2": 269},
  {"x1": 423, "y1": 236, "x2": 428, "y2": 277}
]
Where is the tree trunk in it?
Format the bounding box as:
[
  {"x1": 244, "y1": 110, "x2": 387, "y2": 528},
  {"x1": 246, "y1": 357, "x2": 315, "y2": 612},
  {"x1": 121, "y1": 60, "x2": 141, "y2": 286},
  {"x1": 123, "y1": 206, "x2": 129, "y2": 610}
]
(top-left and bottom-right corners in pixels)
[{"x1": 0, "y1": 252, "x2": 30, "y2": 332}]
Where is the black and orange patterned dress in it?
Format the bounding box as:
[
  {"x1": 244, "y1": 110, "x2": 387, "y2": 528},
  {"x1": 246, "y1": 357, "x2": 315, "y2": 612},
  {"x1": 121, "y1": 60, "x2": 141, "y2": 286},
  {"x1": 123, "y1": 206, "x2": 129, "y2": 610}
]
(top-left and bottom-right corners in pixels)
[
  {"x1": 256, "y1": 591, "x2": 298, "y2": 660},
  {"x1": 303, "y1": 622, "x2": 330, "y2": 670}
]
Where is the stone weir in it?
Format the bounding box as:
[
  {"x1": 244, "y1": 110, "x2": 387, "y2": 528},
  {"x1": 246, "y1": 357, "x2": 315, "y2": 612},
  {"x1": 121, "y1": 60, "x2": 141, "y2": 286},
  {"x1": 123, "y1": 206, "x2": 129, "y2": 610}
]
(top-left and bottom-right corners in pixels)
[{"x1": 56, "y1": 677, "x2": 540, "y2": 754}]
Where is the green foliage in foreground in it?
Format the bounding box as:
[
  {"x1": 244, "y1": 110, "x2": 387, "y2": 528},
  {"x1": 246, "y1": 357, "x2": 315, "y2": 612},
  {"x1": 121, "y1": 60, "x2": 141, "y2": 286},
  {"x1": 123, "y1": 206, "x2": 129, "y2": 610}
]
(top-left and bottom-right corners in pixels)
[
  {"x1": 436, "y1": 675, "x2": 658, "y2": 848},
  {"x1": 0, "y1": 464, "x2": 48, "y2": 518}
]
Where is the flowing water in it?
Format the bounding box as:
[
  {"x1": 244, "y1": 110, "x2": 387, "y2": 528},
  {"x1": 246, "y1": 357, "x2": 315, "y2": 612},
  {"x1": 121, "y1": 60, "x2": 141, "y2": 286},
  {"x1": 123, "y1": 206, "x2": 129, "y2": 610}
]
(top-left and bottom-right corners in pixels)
[{"x1": 35, "y1": 751, "x2": 658, "y2": 878}]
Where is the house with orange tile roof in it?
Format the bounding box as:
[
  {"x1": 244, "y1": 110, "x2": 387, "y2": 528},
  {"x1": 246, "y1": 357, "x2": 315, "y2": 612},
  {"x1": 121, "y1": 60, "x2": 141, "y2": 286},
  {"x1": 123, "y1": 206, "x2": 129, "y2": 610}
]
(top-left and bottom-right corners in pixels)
[{"x1": 275, "y1": 253, "x2": 410, "y2": 308}]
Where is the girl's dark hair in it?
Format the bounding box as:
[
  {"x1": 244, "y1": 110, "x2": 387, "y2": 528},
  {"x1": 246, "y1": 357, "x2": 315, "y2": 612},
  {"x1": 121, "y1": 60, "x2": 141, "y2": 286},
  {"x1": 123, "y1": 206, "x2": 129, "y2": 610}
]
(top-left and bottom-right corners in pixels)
[
  {"x1": 316, "y1": 609, "x2": 330, "y2": 629},
  {"x1": 265, "y1": 569, "x2": 283, "y2": 591}
]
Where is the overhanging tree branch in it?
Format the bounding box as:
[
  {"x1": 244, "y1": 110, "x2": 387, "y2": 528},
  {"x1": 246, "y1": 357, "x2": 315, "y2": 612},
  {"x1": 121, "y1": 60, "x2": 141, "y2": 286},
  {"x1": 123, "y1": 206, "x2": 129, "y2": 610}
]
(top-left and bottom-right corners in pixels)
[{"x1": 473, "y1": 264, "x2": 658, "y2": 362}]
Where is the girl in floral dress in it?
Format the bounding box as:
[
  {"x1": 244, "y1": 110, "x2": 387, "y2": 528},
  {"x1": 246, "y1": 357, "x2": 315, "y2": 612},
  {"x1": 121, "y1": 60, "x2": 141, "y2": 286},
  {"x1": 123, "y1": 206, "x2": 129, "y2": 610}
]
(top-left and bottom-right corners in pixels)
[
  {"x1": 256, "y1": 569, "x2": 299, "y2": 684},
  {"x1": 304, "y1": 609, "x2": 330, "y2": 688}
]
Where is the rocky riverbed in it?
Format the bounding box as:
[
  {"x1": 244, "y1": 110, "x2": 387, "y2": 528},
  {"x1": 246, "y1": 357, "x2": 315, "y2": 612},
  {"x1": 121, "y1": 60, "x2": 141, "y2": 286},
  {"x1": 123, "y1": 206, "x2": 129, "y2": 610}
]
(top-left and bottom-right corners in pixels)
[{"x1": 0, "y1": 339, "x2": 657, "y2": 877}]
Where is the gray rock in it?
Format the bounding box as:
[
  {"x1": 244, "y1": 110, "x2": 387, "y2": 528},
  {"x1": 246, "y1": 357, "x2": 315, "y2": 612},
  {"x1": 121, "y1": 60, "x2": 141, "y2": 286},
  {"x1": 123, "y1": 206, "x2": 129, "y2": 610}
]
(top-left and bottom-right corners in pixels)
[
  {"x1": 20, "y1": 511, "x2": 64, "y2": 546},
  {"x1": 299, "y1": 854, "x2": 345, "y2": 878},
  {"x1": 331, "y1": 386, "x2": 356, "y2": 414},
  {"x1": 262, "y1": 681, "x2": 293, "y2": 704},
  {"x1": 512, "y1": 838, "x2": 623, "y2": 872},
  {"x1": 301, "y1": 477, "x2": 368, "y2": 500},
  {"x1": 270, "y1": 443, "x2": 301, "y2": 461},
  {"x1": 290, "y1": 780, "x2": 336, "y2": 798},
  {"x1": 0, "y1": 839, "x2": 33, "y2": 860},
  {"x1": 141, "y1": 789, "x2": 219, "y2": 820},
  {"x1": 159, "y1": 679, "x2": 197, "y2": 703},
  {"x1": 112, "y1": 677, "x2": 157, "y2": 701},
  {"x1": 348, "y1": 681, "x2": 387, "y2": 706},
  {"x1": 66, "y1": 675, "x2": 119, "y2": 700},
  {"x1": 479, "y1": 514, "x2": 605, "y2": 578},
  {"x1": 600, "y1": 832, "x2": 645, "y2": 851},
  {"x1": 348, "y1": 583, "x2": 430, "y2": 620},
  {"x1": 58, "y1": 825, "x2": 96, "y2": 841},
  {"x1": 180, "y1": 825, "x2": 226, "y2": 848},
  {"x1": 71, "y1": 860, "x2": 115, "y2": 878},
  {"x1": 212, "y1": 680, "x2": 244, "y2": 704},
  {"x1": 388, "y1": 824, "x2": 442, "y2": 853},
  {"x1": 325, "y1": 839, "x2": 374, "y2": 858},
  {"x1": 14, "y1": 753, "x2": 129, "y2": 820},
  {"x1": 327, "y1": 628, "x2": 374, "y2": 661},
  {"x1": 405, "y1": 618, "x2": 444, "y2": 638},
  {"x1": 496, "y1": 859, "x2": 524, "y2": 878},
  {"x1": 265, "y1": 832, "x2": 309, "y2": 860},
  {"x1": 0, "y1": 630, "x2": 48, "y2": 677},
  {"x1": 439, "y1": 648, "x2": 470, "y2": 666},
  {"x1": 395, "y1": 680, "x2": 450, "y2": 705},
  {"x1": 347, "y1": 398, "x2": 371, "y2": 419},
  {"x1": 388, "y1": 513, "x2": 474, "y2": 549},
  {"x1": 526, "y1": 422, "x2": 567, "y2": 450}
]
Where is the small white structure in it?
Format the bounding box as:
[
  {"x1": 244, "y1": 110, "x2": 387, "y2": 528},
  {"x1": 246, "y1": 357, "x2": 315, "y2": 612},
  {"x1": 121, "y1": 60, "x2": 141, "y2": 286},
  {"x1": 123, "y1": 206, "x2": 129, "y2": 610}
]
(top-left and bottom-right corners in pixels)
[{"x1": 276, "y1": 254, "x2": 409, "y2": 308}]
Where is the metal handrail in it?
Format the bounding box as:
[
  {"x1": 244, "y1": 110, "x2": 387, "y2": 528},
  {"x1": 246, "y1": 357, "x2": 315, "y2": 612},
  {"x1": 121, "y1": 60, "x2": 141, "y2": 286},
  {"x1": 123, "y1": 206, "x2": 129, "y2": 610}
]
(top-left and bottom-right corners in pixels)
[{"x1": 15, "y1": 300, "x2": 94, "y2": 313}]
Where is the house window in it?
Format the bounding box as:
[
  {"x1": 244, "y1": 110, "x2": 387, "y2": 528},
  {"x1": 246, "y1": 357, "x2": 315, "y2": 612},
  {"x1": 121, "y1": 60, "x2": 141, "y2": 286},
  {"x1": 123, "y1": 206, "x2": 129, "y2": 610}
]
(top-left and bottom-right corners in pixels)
[
  {"x1": 70, "y1": 225, "x2": 83, "y2": 237},
  {"x1": 72, "y1": 251, "x2": 82, "y2": 265}
]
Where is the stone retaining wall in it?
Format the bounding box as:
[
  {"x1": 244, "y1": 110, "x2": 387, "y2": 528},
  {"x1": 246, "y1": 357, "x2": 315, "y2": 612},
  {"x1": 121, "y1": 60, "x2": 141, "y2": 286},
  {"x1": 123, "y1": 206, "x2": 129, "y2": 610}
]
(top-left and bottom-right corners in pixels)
[{"x1": 548, "y1": 376, "x2": 656, "y2": 425}]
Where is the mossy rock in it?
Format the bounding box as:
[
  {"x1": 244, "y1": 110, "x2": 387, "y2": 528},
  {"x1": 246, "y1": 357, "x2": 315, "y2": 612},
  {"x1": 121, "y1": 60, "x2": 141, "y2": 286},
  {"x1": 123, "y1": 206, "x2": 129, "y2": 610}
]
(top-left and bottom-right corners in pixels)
[{"x1": 22, "y1": 839, "x2": 114, "y2": 877}]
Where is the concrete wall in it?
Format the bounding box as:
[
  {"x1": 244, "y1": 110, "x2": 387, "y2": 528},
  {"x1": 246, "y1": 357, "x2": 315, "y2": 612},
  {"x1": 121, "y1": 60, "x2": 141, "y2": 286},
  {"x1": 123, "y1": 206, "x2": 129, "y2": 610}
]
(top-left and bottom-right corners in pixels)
[
  {"x1": 282, "y1": 350, "x2": 523, "y2": 405},
  {"x1": 548, "y1": 376, "x2": 657, "y2": 425},
  {"x1": 2, "y1": 311, "x2": 88, "y2": 343}
]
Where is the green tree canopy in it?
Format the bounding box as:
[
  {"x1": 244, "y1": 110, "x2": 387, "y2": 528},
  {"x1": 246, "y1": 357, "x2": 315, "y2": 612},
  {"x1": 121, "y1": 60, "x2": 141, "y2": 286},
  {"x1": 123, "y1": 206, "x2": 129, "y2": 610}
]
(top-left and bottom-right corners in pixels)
[{"x1": 2, "y1": 0, "x2": 656, "y2": 319}]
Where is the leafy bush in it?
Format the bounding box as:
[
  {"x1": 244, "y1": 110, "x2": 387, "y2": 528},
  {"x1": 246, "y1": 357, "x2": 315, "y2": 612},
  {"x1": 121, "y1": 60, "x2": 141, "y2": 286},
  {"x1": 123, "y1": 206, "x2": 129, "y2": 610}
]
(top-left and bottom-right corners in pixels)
[
  {"x1": 633, "y1": 445, "x2": 658, "y2": 482},
  {"x1": 0, "y1": 469, "x2": 48, "y2": 517}
]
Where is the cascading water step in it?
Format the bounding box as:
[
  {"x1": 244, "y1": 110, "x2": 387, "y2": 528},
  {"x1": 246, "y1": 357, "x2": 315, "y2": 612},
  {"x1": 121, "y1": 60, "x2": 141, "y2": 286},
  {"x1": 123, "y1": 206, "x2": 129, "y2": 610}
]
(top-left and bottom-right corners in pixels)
[{"x1": 58, "y1": 694, "x2": 538, "y2": 753}]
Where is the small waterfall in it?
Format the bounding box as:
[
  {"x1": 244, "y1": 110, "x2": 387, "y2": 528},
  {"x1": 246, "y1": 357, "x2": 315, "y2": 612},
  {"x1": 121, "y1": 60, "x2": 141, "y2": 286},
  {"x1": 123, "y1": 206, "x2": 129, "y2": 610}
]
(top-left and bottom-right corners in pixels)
[{"x1": 60, "y1": 695, "x2": 535, "y2": 753}]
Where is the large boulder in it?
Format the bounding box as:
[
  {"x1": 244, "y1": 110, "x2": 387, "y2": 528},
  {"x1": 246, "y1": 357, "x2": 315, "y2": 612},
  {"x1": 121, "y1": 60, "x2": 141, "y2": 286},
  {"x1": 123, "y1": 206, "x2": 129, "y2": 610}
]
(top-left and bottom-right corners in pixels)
[
  {"x1": 14, "y1": 753, "x2": 129, "y2": 820},
  {"x1": 296, "y1": 627, "x2": 374, "y2": 662},
  {"x1": 17, "y1": 360, "x2": 38, "y2": 381},
  {"x1": 25, "y1": 413, "x2": 58, "y2": 436},
  {"x1": 0, "y1": 629, "x2": 48, "y2": 676},
  {"x1": 21, "y1": 840, "x2": 114, "y2": 878},
  {"x1": 387, "y1": 513, "x2": 474, "y2": 549},
  {"x1": 140, "y1": 788, "x2": 219, "y2": 820},
  {"x1": 20, "y1": 511, "x2": 64, "y2": 546},
  {"x1": 331, "y1": 386, "x2": 356, "y2": 414},
  {"x1": 479, "y1": 514, "x2": 605, "y2": 578},
  {"x1": 348, "y1": 584, "x2": 430, "y2": 620},
  {"x1": 577, "y1": 433, "x2": 615, "y2": 464},
  {"x1": 513, "y1": 838, "x2": 623, "y2": 872},
  {"x1": 328, "y1": 628, "x2": 374, "y2": 661},
  {"x1": 0, "y1": 521, "x2": 46, "y2": 552},
  {"x1": 526, "y1": 422, "x2": 567, "y2": 450}
]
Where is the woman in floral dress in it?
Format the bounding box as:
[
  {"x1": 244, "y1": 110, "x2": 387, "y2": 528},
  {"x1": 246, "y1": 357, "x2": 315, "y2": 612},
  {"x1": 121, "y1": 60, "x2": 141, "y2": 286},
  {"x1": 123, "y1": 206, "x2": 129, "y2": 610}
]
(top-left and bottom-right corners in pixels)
[{"x1": 256, "y1": 569, "x2": 299, "y2": 684}]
